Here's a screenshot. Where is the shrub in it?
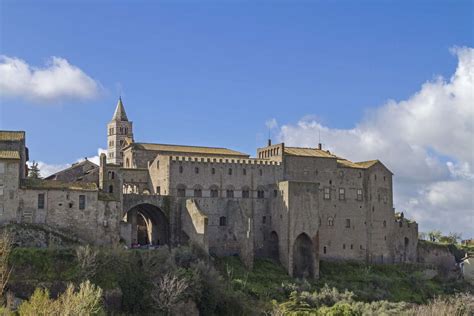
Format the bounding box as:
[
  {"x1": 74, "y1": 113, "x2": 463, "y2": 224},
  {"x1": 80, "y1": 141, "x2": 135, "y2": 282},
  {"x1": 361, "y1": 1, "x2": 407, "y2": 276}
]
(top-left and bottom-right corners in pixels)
[
  {"x1": 407, "y1": 293, "x2": 474, "y2": 316},
  {"x1": 17, "y1": 280, "x2": 103, "y2": 316},
  {"x1": 151, "y1": 272, "x2": 189, "y2": 313},
  {"x1": 75, "y1": 245, "x2": 98, "y2": 281}
]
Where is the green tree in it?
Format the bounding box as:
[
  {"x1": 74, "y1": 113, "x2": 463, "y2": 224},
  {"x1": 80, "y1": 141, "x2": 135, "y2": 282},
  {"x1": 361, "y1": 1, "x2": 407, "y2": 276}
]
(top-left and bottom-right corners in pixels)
[
  {"x1": 28, "y1": 161, "x2": 41, "y2": 179},
  {"x1": 428, "y1": 230, "x2": 442, "y2": 242}
]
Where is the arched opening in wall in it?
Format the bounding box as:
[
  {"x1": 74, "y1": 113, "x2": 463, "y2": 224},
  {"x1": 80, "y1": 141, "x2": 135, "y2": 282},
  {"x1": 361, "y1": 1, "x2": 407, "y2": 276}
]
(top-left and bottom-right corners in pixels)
[
  {"x1": 293, "y1": 233, "x2": 315, "y2": 278},
  {"x1": 124, "y1": 203, "x2": 170, "y2": 247},
  {"x1": 269, "y1": 231, "x2": 279, "y2": 262}
]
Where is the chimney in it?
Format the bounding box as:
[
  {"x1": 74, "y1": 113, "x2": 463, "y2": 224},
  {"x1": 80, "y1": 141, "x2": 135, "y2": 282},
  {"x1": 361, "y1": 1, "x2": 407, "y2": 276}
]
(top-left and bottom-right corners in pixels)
[
  {"x1": 268, "y1": 139, "x2": 272, "y2": 146},
  {"x1": 318, "y1": 143, "x2": 322, "y2": 150}
]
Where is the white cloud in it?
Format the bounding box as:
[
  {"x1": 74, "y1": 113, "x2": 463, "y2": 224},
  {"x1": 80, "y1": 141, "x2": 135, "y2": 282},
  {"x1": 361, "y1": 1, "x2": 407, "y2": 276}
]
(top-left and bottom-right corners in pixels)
[
  {"x1": 277, "y1": 47, "x2": 474, "y2": 237},
  {"x1": 265, "y1": 118, "x2": 278, "y2": 130},
  {"x1": 30, "y1": 148, "x2": 107, "y2": 178},
  {"x1": 0, "y1": 56, "x2": 101, "y2": 103}
]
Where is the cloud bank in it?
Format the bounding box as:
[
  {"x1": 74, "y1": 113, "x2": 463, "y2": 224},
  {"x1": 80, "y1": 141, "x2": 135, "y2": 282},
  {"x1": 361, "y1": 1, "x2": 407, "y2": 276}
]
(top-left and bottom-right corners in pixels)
[
  {"x1": 0, "y1": 56, "x2": 101, "y2": 103},
  {"x1": 275, "y1": 47, "x2": 474, "y2": 237}
]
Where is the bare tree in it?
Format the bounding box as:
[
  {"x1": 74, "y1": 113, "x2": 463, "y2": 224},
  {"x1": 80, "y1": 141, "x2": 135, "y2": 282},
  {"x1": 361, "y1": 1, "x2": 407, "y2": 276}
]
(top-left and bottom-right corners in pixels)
[
  {"x1": 75, "y1": 245, "x2": 99, "y2": 281},
  {"x1": 0, "y1": 231, "x2": 12, "y2": 303},
  {"x1": 151, "y1": 272, "x2": 189, "y2": 314}
]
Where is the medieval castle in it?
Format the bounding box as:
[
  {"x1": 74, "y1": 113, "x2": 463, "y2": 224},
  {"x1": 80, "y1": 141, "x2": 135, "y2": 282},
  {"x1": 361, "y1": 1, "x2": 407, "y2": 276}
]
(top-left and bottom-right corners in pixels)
[{"x1": 0, "y1": 98, "x2": 418, "y2": 278}]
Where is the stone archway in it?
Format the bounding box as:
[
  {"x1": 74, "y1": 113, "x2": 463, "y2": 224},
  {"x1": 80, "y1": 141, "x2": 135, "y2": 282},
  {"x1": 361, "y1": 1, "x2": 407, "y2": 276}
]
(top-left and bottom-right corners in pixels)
[
  {"x1": 124, "y1": 203, "x2": 170, "y2": 246},
  {"x1": 293, "y1": 233, "x2": 315, "y2": 278}
]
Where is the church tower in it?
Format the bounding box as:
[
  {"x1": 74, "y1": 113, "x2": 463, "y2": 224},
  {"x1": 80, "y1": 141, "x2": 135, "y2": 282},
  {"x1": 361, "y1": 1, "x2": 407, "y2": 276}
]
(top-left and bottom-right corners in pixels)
[{"x1": 107, "y1": 97, "x2": 133, "y2": 165}]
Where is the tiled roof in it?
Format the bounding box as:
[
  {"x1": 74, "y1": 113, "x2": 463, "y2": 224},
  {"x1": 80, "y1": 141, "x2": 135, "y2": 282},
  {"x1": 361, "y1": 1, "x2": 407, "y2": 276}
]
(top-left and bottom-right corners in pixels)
[
  {"x1": 284, "y1": 147, "x2": 337, "y2": 158},
  {"x1": 337, "y1": 159, "x2": 366, "y2": 169},
  {"x1": 132, "y1": 143, "x2": 249, "y2": 157},
  {"x1": 0, "y1": 131, "x2": 25, "y2": 141},
  {"x1": 354, "y1": 160, "x2": 379, "y2": 168},
  {"x1": 22, "y1": 179, "x2": 98, "y2": 191},
  {"x1": 0, "y1": 150, "x2": 20, "y2": 160}
]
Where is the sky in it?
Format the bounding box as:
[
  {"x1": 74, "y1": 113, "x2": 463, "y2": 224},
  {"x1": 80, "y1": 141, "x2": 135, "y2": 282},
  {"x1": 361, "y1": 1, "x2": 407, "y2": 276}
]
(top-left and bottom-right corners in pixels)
[{"x1": 0, "y1": 1, "x2": 473, "y2": 236}]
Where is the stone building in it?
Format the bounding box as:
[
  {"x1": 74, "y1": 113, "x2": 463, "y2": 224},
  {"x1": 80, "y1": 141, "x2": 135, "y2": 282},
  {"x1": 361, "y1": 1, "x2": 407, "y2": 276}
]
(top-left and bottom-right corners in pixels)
[{"x1": 0, "y1": 98, "x2": 418, "y2": 278}]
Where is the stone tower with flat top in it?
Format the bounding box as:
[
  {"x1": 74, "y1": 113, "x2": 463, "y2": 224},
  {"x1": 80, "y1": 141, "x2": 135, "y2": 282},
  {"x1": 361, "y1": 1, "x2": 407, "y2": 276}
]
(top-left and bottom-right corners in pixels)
[{"x1": 107, "y1": 97, "x2": 133, "y2": 165}]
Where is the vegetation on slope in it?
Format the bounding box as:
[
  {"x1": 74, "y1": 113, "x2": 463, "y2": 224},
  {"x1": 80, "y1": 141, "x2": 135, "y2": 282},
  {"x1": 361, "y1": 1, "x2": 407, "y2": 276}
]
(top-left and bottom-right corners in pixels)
[{"x1": 2, "y1": 242, "x2": 474, "y2": 315}]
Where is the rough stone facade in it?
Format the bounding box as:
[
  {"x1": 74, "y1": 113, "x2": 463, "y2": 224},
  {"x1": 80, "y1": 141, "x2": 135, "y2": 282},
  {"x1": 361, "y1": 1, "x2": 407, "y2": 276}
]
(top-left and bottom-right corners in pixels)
[{"x1": 0, "y1": 98, "x2": 419, "y2": 278}]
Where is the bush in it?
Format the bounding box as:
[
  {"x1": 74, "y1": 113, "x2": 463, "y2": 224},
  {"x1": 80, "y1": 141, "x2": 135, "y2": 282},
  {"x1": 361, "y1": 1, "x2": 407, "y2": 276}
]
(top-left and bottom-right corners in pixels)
[{"x1": 17, "y1": 280, "x2": 103, "y2": 316}]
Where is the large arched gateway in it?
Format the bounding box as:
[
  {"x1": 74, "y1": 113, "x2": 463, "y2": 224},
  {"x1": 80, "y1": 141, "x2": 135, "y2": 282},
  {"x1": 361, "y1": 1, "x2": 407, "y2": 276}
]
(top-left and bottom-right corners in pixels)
[
  {"x1": 123, "y1": 203, "x2": 170, "y2": 246},
  {"x1": 292, "y1": 233, "x2": 315, "y2": 278}
]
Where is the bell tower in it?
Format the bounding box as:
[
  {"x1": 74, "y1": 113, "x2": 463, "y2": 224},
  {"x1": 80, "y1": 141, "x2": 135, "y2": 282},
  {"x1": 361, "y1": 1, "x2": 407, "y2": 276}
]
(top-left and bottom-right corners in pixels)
[{"x1": 107, "y1": 97, "x2": 133, "y2": 165}]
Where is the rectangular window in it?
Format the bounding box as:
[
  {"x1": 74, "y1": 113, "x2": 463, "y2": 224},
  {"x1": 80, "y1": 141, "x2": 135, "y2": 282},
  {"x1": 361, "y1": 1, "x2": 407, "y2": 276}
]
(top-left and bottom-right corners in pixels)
[
  {"x1": 177, "y1": 188, "x2": 186, "y2": 197},
  {"x1": 210, "y1": 189, "x2": 218, "y2": 198},
  {"x1": 257, "y1": 190, "x2": 265, "y2": 199},
  {"x1": 226, "y1": 190, "x2": 234, "y2": 198},
  {"x1": 79, "y1": 195, "x2": 86, "y2": 210},
  {"x1": 156, "y1": 186, "x2": 161, "y2": 195},
  {"x1": 194, "y1": 189, "x2": 202, "y2": 197},
  {"x1": 0, "y1": 162, "x2": 4, "y2": 174},
  {"x1": 339, "y1": 188, "x2": 345, "y2": 200},
  {"x1": 38, "y1": 193, "x2": 45, "y2": 209},
  {"x1": 324, "y1": 187, "x2": 330, "y2": 200},
  {"x1": 242, "y1": 190, "x2": 250, "y2": 198},
  {"x1": 345, "y1": 218, "x2": 351, "y2": 228},
  {"x1": 262, "y1": 216, "x2": 266, "y2": 224},
  {"x1": 357, "y1": 189, "x2": 363, "y2": 201}
]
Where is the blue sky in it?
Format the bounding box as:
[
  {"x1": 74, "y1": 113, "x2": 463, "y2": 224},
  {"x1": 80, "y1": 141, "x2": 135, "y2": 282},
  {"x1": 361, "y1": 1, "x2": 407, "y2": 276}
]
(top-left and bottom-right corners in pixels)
[
  {"x1": 1, "y1": 1, "x2": 472, "y2": 161},
  {"x1": 1, "y1": 1, "x2": 473, "y2": 235}
]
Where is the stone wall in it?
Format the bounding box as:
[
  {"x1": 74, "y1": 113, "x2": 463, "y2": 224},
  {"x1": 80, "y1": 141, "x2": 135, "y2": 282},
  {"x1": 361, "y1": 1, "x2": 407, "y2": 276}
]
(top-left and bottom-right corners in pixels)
[
  {"x1": 0, "y1": 160, "x2": 20, "y2": 223},
  {"x1": 17, "y1": 188, "x2": 121, "y2": 245}
]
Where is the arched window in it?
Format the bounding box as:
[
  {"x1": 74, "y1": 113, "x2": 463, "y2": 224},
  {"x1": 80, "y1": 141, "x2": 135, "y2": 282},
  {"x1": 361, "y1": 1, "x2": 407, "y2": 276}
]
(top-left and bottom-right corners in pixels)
[
  {"x1": 328, "y1": 217, "x2": 334, "y2": 226},
  {"x1": 228, "y1": 168, "x2": 232, "y2": 175},
  {"x1": 177, "y1": 184, "x2": 186, "y2": 197},
  {"x1": 209, "y1": 185, "x2": 219, "y2": 198},
  {"x1": 179, "y1": 166, "x2": 183, "y2": 173},
  {"x1": 111, "y1": 172, "x2": 115, "y2": 180},
  {"x1": 219, "y1": 216, "x2": 227, "y2": 226},
  {"x1": 242, "y1": 187, "x2": 250, "y2": 198},
  {"x1": 126, "y1": 158, "x2": 130, "y2": 168},
  {"x1": 257, "y1": 189, "x2": 265, "y2": 199},
  {"x1": 226, "y1": 189, "x2": 234, "y2": 198},
  {"x1": 194, "y1": 188, "x2": 202, "y2": 197},
  {"x1": 259, "y1": 169, "x2": 263, "y2": 176},
  {"x1": 195, "y1": 167, "x2": 199, "y2": 174},
  {"x1": 211, "y1": 168, "x2": 216, "y2": 175},
  {"x1": 108, "y1": 185, "x2": 113, "y2": 193}
]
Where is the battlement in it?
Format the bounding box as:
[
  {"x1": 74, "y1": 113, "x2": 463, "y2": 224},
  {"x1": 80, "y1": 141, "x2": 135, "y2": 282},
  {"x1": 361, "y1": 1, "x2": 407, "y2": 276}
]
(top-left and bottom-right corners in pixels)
[{"x1": 169, "y1": 155, "x2": 281, "y2": 166}]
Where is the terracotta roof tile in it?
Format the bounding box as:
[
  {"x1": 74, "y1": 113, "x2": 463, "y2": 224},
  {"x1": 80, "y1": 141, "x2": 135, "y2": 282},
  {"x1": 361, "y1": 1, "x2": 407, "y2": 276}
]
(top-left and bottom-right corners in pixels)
[
  {"x1": 284, "y1": 147, "x2": 337, "y2": 158},
  {"x1": 22, "y1": 179, "x2": 98, "y2": 191},
  {"x1": 133, "y1": 143, "x2": 249, "y2": 157}
]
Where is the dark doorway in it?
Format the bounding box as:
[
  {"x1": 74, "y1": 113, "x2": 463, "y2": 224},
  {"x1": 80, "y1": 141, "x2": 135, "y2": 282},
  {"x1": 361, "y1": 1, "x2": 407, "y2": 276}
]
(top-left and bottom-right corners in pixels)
[
  {"x1": 125, "y1": 203, "x2": 170, "y2": 246},
  {"x1": 293, "y1": 233, "x2": 315, "y2": 278},
  {"x1": 269, "y1": 231, "x2": 279, "y2": 262}
]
